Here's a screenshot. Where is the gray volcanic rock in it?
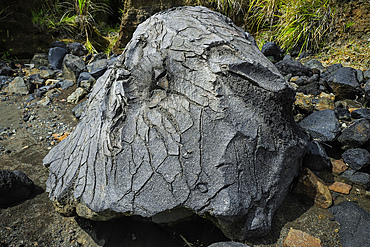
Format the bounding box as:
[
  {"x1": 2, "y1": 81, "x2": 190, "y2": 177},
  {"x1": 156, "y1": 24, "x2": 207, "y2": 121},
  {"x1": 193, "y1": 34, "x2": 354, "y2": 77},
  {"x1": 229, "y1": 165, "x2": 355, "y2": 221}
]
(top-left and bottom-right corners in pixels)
[
  {"x1": 0, "y1": 170, "x2": 34, "y2": 206},
  {"x1": 342, "y1": 148, "x2": 370, "y2": 171},
  {"x1": 303, "y1": 140, "x2": 331, "y2": 171},
  {"x1": 43, "y1": 6, "x2": 307, "y2": 240},
  {"x1": 298, "y1": 109, "x2": 341, "y2": 142},
  {"x1": 329, "y1": 201, "x2": 370, "y2": 247},
  {"x1": 274, "y1": 59, "x2": 312, "y2": 77},
  {"x1": 327, "y1": 67, "x2": 363, "y2": 100},
  {"x1": 338, "y1": 119, "x2": 370, "y2": 148}
]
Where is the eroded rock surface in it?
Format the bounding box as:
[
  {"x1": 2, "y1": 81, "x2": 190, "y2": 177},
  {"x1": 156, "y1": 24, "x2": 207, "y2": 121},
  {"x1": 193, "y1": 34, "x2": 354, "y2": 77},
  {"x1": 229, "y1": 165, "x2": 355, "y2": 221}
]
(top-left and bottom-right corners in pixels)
[{"x1": 43, "y1": 6, "x2": 307, "y2": 240}]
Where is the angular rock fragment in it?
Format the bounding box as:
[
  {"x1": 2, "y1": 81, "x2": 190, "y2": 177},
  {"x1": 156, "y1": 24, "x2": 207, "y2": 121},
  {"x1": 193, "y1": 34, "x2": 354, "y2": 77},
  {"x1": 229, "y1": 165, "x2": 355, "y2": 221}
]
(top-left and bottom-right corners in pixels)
[
  {"x1": 298, "y1": 109, "x2": 341, "y2": 142},
  {"x1": 338, "y1": 119, "x2": 370, "y2": 148},
  {"x1": 327, "y1": 67, "x2": 363, "y2": 100},
  {"x1": 43, "y1": 6, "x2": 307, "y2": 240},
  {"x1": 342, "y1": 148, "x2": 370, "y2": 171},
  {"x1": 0, "y1": 170, "x2": 34, "y2": 206},
  {"x1": 293, "y1": 168, "x2": 332, "y2": 208}
]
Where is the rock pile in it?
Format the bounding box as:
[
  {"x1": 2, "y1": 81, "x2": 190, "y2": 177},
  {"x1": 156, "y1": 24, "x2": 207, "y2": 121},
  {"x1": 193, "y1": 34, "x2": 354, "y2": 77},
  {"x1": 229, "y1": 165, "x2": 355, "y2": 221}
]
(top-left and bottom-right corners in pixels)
[{"x1": 264, "y1": 42, "x2": 370, "y2": 246}]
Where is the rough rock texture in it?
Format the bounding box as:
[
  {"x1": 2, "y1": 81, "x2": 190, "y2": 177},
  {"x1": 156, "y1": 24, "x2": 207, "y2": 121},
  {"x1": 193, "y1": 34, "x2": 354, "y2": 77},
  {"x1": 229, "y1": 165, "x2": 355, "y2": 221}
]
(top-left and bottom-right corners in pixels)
[
  {"x1": 43, "y1": 6, "x2": 307, "y2": 240},
  {"x1": 298, "y1": 109, "x2": 341, "y2": 142},
  {"x1": 0, "y1": 170, "x2": 34, "y2": 206},
  {"x1": 341, "y1": 148, "x2": 370, "y2": 171},
  {"x1": 338, "y1": 119, "x2": 370, "y2": 148},
  {"x1": 329, "y1": 201, "x2": 370, "y2": 247}
]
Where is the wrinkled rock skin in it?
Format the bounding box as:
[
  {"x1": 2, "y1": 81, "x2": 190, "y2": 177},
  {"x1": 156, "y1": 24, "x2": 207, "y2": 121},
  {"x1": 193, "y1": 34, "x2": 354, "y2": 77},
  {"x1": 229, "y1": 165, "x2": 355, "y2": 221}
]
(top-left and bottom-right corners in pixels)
[{"x1": 44, "y1": 6, "x2": 307, "y2": 240}]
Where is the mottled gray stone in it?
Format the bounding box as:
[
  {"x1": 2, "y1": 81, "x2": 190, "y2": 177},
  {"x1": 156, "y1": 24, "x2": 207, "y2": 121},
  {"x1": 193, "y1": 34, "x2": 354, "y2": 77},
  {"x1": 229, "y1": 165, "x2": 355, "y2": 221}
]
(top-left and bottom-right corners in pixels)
[
  {"x1": 329, "y1": 201, "x2": 370, "y2": 247},
  {"x1": 342, "y1": 148, "x2": 370, "y2": 171},
  {"x1": 62, "y1": 54, "x2": 86, "y2": 83},
  {"x1": 6, "y1": 76, "x2": 29, "y2": 95},
  {"x1": 299, "y1": 109, "x2": 341, "y2": 142},
  {"x1": 338, "y1": 119, "x2": 370, "y2": 148},
  {"x1": 67, "y1": 87, "x2": 86, "y2": 104},
  {"x1": 43, "y1": 6, "x2": 307, "y2": 241}
]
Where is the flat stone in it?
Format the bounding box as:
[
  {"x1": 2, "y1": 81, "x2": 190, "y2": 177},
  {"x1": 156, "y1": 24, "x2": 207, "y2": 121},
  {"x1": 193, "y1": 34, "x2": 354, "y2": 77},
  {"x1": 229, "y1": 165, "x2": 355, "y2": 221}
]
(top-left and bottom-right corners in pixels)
[
  {"x1": 283, "y1": 229, "x2": 322, "y2": 247},
  {"x1": 67, "y1": 87, "x2": 86, "y2": 104},
  {"x1": 328, "y1": 182, "x2": 352, "y2": 194}
]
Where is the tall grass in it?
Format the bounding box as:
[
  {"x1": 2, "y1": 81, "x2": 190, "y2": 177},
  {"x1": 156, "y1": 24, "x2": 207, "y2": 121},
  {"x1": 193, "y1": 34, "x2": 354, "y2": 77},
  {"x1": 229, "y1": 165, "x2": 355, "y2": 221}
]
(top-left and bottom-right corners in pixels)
[{"x1": 245, "y1": 0, "x2": 336, "y2": 54}]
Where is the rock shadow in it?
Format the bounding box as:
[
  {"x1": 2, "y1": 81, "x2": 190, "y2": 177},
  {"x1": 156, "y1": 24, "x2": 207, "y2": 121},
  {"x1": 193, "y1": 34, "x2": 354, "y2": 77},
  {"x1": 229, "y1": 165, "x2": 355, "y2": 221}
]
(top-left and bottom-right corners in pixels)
[
  {"x1": 0, "y1": 184, "x2": 44, "y2": 209},
  {"x1": 245, "y1": 192, "x2": 314, "y2": 245},
  {"x1": 76, "y1": 214, "x2": 229, "y2": 247}
]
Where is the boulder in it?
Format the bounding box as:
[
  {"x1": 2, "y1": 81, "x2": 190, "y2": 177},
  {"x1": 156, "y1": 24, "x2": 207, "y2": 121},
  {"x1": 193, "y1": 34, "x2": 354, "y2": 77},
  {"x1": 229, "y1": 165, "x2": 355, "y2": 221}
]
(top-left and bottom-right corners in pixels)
[
  {"x1": 338, "y1": 119, "x2": 370, "y2": 148},
  {"x1": 341, "y1": 148, "x2": 370, "y2": 171},
  {"x1": 0, "y1": 170, "x2": 34, "y2": 206},
  {"x1": 327, "y1": 67, "x2": 363, "y2": 100},
  {"x1": 329, "y1": 201, "x2": 370, "y2": 247},
  {"x1": 48, "y1": 47, "x2": 69, "y2": 70},
  {"x1": 298, "y1": 109, "x2": 341, "y2": 142},
  {"x1": 43, "y1": 6, "x2": 307, "y2": 240}
]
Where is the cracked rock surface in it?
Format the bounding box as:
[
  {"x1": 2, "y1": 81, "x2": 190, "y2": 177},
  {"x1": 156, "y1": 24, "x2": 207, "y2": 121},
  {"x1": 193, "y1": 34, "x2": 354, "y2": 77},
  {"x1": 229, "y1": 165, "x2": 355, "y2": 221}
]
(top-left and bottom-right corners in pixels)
[{"x1": 43, "y1": 6, "x2": 307, "y2": 240}]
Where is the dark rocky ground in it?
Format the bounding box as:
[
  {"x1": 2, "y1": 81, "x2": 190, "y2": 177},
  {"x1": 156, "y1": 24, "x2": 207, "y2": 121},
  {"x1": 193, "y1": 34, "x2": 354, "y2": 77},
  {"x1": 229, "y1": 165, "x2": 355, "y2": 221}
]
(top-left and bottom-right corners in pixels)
[
  {"x1": 1, "y1": 54, "x2": 369, "y2": 247},
  {"x1": 1, "y1": 1, "x2": 370, "y2": 245}
]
